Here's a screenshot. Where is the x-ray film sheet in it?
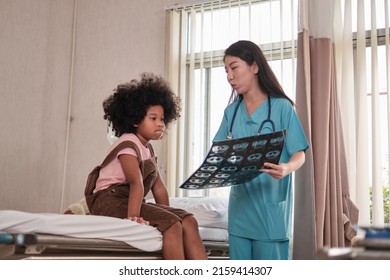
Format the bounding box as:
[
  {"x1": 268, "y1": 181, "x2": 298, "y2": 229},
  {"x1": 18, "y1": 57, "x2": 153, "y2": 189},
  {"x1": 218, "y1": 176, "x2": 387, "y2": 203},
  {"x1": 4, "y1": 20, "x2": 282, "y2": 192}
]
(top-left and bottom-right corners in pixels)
[{"x1": 180, "y1": 130, "x2": 286, "y2": 189}]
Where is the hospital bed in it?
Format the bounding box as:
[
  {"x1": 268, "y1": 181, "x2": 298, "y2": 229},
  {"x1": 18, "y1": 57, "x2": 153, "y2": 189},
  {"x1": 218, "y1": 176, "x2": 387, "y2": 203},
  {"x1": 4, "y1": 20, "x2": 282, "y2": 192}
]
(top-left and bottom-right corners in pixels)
[{"x1": 0, "y1": 197, "x2": 229, "y2": 260}]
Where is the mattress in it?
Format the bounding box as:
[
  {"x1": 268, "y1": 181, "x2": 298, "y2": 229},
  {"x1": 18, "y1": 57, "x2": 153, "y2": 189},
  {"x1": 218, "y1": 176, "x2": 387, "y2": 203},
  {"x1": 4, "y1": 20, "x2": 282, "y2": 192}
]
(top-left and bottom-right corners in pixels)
[
  {"x1": 0, "y1": 196, "x2": 229, "y2": 259},
  {"x1": 199, "y1": 227, "x2": 228, "y2": 242},
  {"x1": 0, "y1": 210, "x2": 162, "y2": 252}
]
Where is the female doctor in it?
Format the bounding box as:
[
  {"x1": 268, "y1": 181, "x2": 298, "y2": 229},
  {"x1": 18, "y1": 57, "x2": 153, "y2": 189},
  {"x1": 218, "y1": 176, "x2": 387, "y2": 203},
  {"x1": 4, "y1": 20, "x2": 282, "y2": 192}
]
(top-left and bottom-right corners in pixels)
[{"x1": 213, "y1": 40, "x2": 309, "y2": 260}]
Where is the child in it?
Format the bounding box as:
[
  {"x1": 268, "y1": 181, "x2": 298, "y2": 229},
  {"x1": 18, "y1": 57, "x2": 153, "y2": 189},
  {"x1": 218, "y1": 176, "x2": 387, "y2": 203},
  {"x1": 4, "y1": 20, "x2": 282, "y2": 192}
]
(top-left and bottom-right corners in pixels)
[{"x1": 87, "y1": 73, "x2": 207, "y2": 260}]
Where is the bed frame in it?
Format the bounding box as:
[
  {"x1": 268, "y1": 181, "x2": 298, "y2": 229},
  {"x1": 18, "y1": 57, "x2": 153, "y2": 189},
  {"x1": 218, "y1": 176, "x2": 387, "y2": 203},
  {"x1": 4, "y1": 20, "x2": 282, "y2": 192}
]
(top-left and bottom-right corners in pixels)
[{"x1": 0, "y1": 233, "x2": 229, "y2": 260}]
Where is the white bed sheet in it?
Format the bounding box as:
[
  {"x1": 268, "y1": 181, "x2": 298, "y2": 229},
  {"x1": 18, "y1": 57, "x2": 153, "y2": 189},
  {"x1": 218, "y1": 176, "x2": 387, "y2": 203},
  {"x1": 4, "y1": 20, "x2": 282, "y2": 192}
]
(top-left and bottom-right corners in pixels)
[{"x1": 0, "y1": 210, "x2": 162, "y2": 252}]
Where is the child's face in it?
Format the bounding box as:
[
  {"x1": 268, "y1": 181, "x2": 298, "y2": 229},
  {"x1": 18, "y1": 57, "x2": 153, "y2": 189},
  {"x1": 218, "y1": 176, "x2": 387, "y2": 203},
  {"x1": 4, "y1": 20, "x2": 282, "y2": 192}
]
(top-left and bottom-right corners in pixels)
[{"x1": 136, "y1": 105, "x2": 165, "y2": 143}]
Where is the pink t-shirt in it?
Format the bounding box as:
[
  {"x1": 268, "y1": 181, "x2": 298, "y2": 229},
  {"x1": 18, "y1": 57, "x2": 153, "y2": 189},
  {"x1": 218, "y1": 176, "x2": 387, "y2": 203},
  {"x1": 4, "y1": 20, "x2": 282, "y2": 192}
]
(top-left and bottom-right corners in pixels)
[{"x1": 94, "y1": 133, "x2": 151, "y2": 193}]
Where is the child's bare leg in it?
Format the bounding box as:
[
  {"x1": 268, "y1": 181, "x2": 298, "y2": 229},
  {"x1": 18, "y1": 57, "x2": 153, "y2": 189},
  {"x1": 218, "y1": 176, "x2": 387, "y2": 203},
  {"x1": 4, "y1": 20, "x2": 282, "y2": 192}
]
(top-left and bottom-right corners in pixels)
[
  {"x1": 182, "y1": 215, "x2": 208, "y2": 260},
  {"x1": 162, "y1": 221, "x2": 185, "y2": 260}
]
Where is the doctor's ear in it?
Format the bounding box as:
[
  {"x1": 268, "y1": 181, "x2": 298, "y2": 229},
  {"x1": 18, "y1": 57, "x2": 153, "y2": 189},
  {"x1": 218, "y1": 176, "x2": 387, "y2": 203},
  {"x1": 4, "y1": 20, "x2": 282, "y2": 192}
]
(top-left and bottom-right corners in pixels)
[{"x1": 251, "y1": 62, "x2": 259, "y2": 74}]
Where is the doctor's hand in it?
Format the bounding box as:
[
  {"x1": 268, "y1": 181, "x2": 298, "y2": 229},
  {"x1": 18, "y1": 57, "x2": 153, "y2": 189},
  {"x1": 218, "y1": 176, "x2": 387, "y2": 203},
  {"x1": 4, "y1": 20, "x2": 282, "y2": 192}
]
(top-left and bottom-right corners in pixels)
[{"x1": 260, "y1": 162, "x2": 290, "y2": 180}]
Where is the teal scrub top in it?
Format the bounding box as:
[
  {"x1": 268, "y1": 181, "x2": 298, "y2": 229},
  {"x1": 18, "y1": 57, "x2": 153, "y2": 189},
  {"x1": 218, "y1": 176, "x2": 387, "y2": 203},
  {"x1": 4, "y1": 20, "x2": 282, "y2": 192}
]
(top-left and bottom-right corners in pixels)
[{"x1": 213, "y1": 96, "x2": 309, "y2": 241}]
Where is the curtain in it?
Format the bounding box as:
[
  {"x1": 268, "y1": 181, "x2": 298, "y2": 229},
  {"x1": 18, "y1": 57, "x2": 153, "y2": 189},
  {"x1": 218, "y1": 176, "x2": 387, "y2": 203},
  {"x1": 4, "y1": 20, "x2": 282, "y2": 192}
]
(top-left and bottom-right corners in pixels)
[
  {"x1": 293, "y1": 28, "x2": 316, "y2": 259},
  {"x1": 295, "y1": 0, "x2": 359, "y2": 258},
  {"x1": 165, "y1": 8, "x2": 183, "y2": 197}
]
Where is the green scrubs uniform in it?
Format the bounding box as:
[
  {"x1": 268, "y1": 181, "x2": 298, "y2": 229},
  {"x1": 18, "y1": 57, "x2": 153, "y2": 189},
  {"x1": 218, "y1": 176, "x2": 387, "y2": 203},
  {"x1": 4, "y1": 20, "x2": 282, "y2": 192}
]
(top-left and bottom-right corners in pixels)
[{"x1": 213, "y1": 96, "x2": 309, "y2": 260}]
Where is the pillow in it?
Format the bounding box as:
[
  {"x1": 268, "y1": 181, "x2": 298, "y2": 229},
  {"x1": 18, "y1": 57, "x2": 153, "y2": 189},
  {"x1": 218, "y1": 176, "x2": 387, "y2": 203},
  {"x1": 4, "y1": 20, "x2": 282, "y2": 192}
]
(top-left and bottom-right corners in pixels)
[
  {"x1": 64, "y1": 197, "x2": 90, "y2": 215},
  {"x1": 148, "y1": 197, "x2": 228, "y2": 229}
]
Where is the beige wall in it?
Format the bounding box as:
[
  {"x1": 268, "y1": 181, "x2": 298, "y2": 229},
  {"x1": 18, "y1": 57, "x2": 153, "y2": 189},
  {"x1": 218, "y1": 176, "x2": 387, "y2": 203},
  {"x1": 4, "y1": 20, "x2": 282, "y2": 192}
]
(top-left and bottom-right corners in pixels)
[{"x1": 0, "y1": 0, "x2": 184, "y2": 213}]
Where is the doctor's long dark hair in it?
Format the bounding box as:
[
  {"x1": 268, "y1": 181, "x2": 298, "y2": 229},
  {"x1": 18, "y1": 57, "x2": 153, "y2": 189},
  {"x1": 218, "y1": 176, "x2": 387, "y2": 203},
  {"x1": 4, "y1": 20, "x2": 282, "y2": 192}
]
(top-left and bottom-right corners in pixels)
[{"x1": 224, "y1": 40, "x2": 295, "y2": 107}]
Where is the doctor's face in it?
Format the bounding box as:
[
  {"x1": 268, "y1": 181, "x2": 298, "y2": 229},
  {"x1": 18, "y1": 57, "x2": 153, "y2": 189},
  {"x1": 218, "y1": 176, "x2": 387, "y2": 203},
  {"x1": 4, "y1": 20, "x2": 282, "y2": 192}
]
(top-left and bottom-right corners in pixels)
[{"x1": 224, "y1": 55, "x2": 259, "y2": 95}]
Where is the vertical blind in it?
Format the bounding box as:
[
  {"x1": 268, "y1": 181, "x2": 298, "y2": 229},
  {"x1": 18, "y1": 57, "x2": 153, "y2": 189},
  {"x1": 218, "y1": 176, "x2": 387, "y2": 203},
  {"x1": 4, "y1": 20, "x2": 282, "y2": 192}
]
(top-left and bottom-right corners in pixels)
[{"x1": 339, "y1": 0, "x2": 389, "y2": 226}]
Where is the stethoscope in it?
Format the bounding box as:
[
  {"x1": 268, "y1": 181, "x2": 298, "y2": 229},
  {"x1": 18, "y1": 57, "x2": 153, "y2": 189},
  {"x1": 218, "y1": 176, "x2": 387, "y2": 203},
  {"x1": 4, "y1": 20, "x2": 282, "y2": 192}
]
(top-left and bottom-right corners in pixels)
[{"x1": 227, "y1": 95, "x2": 275, "y2": 140}]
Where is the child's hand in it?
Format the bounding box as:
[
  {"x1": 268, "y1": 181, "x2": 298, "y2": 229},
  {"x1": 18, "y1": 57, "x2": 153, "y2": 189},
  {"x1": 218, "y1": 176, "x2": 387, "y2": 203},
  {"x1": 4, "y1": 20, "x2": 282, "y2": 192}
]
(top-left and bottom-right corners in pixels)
[{"x1": 125, "y1": 216, "x2": 150, "y2": 225}]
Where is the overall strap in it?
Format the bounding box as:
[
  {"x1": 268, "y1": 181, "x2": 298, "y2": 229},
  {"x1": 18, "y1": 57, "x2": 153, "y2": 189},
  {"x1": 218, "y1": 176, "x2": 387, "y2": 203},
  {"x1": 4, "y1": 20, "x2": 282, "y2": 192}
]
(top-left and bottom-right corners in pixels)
[
  {"x1": 100, "y1": 141, "x2": 141, "y2": 167},
  {"x1": 146, "y1": 143, "x2": 155, "y2": 157}
]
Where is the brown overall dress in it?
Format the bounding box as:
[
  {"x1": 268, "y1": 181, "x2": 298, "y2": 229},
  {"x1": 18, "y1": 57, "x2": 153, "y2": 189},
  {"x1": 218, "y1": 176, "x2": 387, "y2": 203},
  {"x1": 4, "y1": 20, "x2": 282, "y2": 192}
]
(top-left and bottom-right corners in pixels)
[{"x1": 86, "y1": 140, "x2": 191, "y2": 232}]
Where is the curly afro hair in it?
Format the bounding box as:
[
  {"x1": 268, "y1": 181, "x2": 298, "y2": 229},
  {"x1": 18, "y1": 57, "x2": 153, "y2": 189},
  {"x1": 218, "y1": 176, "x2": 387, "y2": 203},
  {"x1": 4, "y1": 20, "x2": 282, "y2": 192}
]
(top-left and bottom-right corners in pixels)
[{"x1": 103, "y1": 73, "x2": 181, "y2": 137}]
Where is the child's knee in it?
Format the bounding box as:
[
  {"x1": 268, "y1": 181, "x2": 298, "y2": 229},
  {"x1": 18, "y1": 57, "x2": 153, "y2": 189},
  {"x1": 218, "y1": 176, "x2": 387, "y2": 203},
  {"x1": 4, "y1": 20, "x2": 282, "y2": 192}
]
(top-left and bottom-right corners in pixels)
[
  {"x1": 183, "y1": 215, "x2": 199, "y2": 228},
  {"x1": 164, "y1": 220, "x2": 183, "y2": 235}
]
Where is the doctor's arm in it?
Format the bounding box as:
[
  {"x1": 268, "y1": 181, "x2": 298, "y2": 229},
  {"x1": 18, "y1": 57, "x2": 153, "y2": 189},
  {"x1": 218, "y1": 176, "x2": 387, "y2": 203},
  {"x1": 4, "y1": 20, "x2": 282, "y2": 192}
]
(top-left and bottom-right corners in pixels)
[{"x1": 260, "y1": 150, "x2": 305, "y2": 180}]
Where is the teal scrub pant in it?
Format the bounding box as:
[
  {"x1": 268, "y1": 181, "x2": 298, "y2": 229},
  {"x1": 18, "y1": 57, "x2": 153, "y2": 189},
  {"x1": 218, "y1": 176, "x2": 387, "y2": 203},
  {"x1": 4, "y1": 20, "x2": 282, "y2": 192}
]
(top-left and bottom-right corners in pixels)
[{"x1": 229, "y1": 234, "x2": 290, "y2": 260}]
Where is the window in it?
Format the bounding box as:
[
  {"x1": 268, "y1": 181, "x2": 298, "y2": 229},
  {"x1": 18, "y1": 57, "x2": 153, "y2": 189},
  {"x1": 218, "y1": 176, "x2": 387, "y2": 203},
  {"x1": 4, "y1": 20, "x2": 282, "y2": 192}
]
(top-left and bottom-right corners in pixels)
[{"x1": 166, "y1": 0, "x2": 298, "y2": 197}]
